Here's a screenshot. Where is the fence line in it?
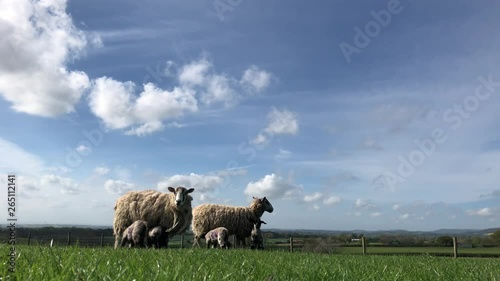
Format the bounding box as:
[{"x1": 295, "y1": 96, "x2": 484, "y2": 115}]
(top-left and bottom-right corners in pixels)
[{"x1": 7, "y1": 232, "x2": 499, "y2": 258}]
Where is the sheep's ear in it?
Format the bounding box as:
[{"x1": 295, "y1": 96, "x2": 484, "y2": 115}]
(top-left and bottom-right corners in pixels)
[
  {"x1": 261, "y1": 221, "x2": 267, "y2": 224},
  {"x1": 168, "y1": 187, "x2": 175, "y2": 193},
  {"x1": 186, "y1": 188, "x2": 194, "y2": 193}
]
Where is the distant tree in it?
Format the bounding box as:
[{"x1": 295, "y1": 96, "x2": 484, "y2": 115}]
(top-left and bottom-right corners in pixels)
[
  {"x1": 491, "y1": 230, "x2": 500, "y2": 246},
  {"x1": 339, "y1": 234, "x2": 350, "y2": 244},
  {"x1": 435, "y1": 236, "x2": 454, "y2": 246}
]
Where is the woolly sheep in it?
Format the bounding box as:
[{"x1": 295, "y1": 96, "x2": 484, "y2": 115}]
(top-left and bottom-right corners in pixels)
[
  {"x1": 113, "y1": 186, "x2": 194, "y2": 249},
  {"x1": 147, "y1": 226, "x2": 169, "y2": 249},
  {"x1": 250, "y1": 219, "x2": 266, "y2": 250},
  {"x1": 121, "y1": 220, "x2": 149, "y2": 248},
  {"x1": 205, "y1": 227, "x2": 231, "y2": 249},
  {"x1": 191, "y1": 196, "x2": 274, "y2": 248}
]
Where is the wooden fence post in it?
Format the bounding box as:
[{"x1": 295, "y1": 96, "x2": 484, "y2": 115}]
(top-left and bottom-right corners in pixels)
[
  {"x1": 453, "y1": 237, "x2": 458, "y2": 258},
  {"x1": 100, "y1": 232, "x2": 104, "y2": 247},
  {"x1": 233, "y1": 235, "x2": 237, "y2": 248},
  {"x1": 361, "y1": 237, "x2": 367, "y2": 255},
  {"x1": 290, "y1": 236, "x2": 294, "y2": 253},
  {"x1": 27, "y1": 232, "x2": 31, "y2": 246},
  {"x1": 180, "y1": 235, "x2": 184, "y2": 249},
  {"x1": 67, "y1": 232, "x2": 71, "y2": 246}
]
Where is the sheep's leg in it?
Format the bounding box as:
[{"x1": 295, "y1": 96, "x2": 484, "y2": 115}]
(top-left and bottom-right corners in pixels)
[
  {"x1": 115, "y1": 233, "x2": 122, "y2": 249},
  {"x1": 193, "y1": 234, "x2": 204, "y2": 248},
  {"x1": 120, "y1": 236, "x2": 127, "y2": 248}
]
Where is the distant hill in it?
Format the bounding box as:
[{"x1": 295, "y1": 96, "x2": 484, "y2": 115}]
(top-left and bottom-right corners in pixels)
[{"x1": 2, "y1": 224, "x2": 499, "y2": 237}]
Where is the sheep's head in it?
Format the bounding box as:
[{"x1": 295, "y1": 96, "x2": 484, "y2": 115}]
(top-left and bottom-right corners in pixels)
[
  {"x1": 249, "y1": 218, "x2": 267, "y2": 229},
  {"x1": 253, "y1": 196, "x2": 274, "y2": 213},
  {"x1": 149, "y1": 226, "x2": 163, "y2": 238},
  {"x1": 168, "y1": 186, "x2": 194, "y2": 207}
]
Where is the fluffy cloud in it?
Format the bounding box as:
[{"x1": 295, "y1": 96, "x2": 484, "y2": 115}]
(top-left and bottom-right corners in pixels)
[
  {"x1": 94, "y1": 166, "x2": 110, "y2": 175},
  {"x1": 157, "y1": 173, "x2": 224, "y2": 194},
  {"x1": 323, "y1": 196, "x2": 342, "y2": 205},
  {"x1": 89, "y1": 78, "x2": 198, "y2": 136},
  {"x1": 76, "y1": 145, "x2": 90, "y2": 153},
  {"x1": 466, "y1": 207, "x2": 498, "y2": 218},
  {"x1": 370, "y1": 212, "x2": 382, "y2": 217},
  {"x1": 252, "y1": 107, "x2": 299, "y2": 145},
  {"x1": 89, "y1": 59, "x2": 274, "y2": 136},
  {"x1": 240, "y1": 65, "x2": 272, "y2": 93},
  {"x1": 0, "y1": 0, "x2": 92, "y2": 117},
  {"x1": 399, "y1": 213, "x2": 410, "y2": 220},
  {"x1": 104, "y1": 179, "x2": 136, "y2": 195},
  {"x1": 244, "y1": 173, "x2": 302, "y2": 200},
  {"x1": 40, "y1": 174, "x2": 80, "y2": 195},
  {"x1": 354, "y1": 199, "x2": 377, "y2": 210},
  {"x1": 303, "y1": 192, "x2": 322, "y2": 203},
  {"x1": 275, "y1": 148, "x2": 292, "y2": 161}
]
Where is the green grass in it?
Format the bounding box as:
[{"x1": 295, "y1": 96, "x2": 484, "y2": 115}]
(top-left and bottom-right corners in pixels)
[
  {"x1": 2, "y1": 245, "x2": 500, "y2": 280},
  {"x1": 337, "y1": 246, "x2": 500, "y2": 255}
]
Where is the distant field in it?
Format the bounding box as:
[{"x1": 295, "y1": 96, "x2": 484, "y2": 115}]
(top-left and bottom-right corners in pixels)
[{"x1": 2, "y1": 245, "x2": 499, "y2": 280}]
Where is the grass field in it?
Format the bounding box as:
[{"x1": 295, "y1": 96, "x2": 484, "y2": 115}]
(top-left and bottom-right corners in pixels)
[{"x1": 2, "y1": 245, "x2": 499, "y2": 280}]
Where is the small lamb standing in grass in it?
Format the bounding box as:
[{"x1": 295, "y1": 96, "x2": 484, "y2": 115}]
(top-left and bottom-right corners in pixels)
[
  {"x1": 205, "y1": 227, "x2": 231, "y2": 249},
  {"x1": 147, "y1": 226, "x2": 169, "y2": 249},
  {"x1": 250, "y1": 219, "x2": 266, "y2": 250},
  {"x1": 121, "y1": 220, "x2": 149, "y2": 248}
]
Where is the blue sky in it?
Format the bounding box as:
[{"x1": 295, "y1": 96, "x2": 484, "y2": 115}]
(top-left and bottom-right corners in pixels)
[{"x1": 0, "y1": 0, "x2": 499, "y2": 231}]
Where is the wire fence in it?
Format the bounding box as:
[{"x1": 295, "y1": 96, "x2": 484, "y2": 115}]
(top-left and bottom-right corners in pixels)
[{"x1": 5, "y1": 232, "x2": 500, "y2": 258}]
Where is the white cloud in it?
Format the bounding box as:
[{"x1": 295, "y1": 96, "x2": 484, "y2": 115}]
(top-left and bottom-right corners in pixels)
[
  {"x1": 323, "y1": 196, "x2": 342, "y2": 205},
  {"x1": 89, "y1": 77, "x2": 198, "y2": 136},
  {"x1": 370, "y1": 212, "x2": 382, "y2": 217},
  {"x1": 267, "y1": 107, "x2": 299, "y2": 135},
  {"x1": 125, "y1": 121, "x2": 165, "y2": 137},
  {"x1": 466, "y1": 207, "x2": 495, "y2": 217},
  {"x1": 244, "y1": 173, "x2": 302, "y2": 200},
  {"x1": 87, "y1": 56, "x2": 273, "y2": 136},
  {"x1": 0, "y1": 0, "x2": 92, "y2": 117},
  {"x1": 303, "y1": 192, "x2": 322, "y2": 203},
  {"x1": 202, "y1": 74, "x2": 238, "y2": 107},
  {"x1": 392, "y1": 204, "x2": 400, "y2": 211},
  {"x1": 76, "y1": 145, "x2": 90, "y2": 153},
  {"x1": 178, "y1": 58, "x2": 237, "y2": 107},
  {"x1": 240, "y1": 65, "x2": 272, "y2": 93},
  {"x1": 178, "y1": 58, "x2": 211, "y2": 86},
  {"x1": 40, "y1": 174, "x2": 80, "y2": 195},
  {"x1": 157, "y1": 172, "x2": 223, "y2": 194},
  {"x1": 94, "y1": 166, "x2": 110, "y2": 175},
  {"x1": 104, "y1": 179, "x2": 136, "y2": 195},
  {"x1": 354, "y1": 199, "x2": 377, "y2": 210},
  {"x1": 399, "y1": 213, "x2": 410, "y2": 220},
  {"x1": 252, "y1": 107, "x2": 299, "y2": 145},
  {"x1": 275, "y1": 148, "x2": 292, "y2": 161}
]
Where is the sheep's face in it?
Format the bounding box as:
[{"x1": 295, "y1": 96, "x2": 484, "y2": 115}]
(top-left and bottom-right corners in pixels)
[
  {"x1": 149, "y1": 226, "x2": 162, "y2": 239},
  {"x1": 168, "y1": 186, "x2": 194, "y2": 207},
  {"x1": 256, "y1": 197, "x2": 274, "y2": 213}
]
